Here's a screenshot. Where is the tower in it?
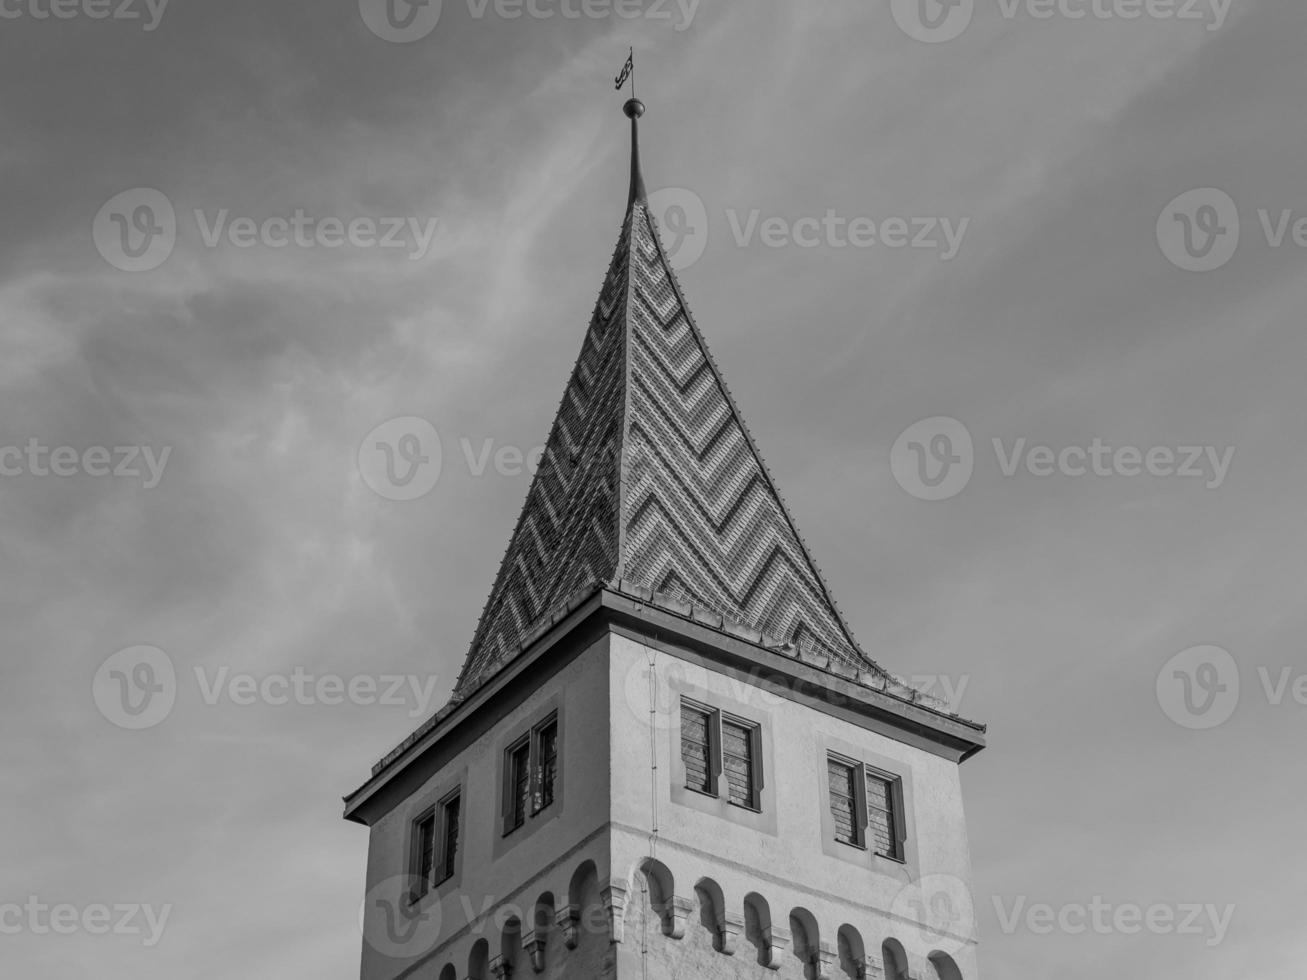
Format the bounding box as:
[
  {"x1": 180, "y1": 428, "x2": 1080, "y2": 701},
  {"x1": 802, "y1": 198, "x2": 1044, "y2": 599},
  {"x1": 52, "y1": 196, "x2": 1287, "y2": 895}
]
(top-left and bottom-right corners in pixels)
[{"x1": 345, "y1": 98, "x2": 987, "y2": 980}]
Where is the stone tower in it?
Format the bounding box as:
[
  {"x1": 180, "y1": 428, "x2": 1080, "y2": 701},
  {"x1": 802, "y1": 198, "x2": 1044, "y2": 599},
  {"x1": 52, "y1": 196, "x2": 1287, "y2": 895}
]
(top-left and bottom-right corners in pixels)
[{"x1": 344, "y1": 99, "x2": 987, "y2": 980}]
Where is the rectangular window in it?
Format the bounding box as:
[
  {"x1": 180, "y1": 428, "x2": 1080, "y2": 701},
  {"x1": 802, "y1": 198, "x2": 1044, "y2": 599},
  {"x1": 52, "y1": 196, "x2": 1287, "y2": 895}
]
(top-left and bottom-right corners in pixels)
[
  {"x1": 535, "y1": 719, "x2": 558, "y2": 812},
  {"x1": 828, "y1": 758, "x2": 861, "y2": 846},
  {"x1": 508, "y1": 740, "x2": 531, "y2": 832},
  {"x1": 866, "y1": 770, "x2": 901, "y2": 860},
  {"x1": 721, "y1": 719, "x2": 755, "y2": 807},
  {"x1": 503, "y1": 712, "x2": 561, "y2": 836},
  {"x1": 438, "y1": 793, "x2": 460, "y2": 883},
  {"x1": 411, "y1": 789, "x2": 462, "y2": 899},
  {"x1": 680, "y1": 699, "x2": 762, "y2": 810},
  {"x1": 826, "y1": 755, "x2": 906, "y2": 861},
  {"x1": 680, "y1": 704, "x2": 713, "y2": 795},
  {"x1": 412, "y1": 811, "x2": 437, "y2": 898}
]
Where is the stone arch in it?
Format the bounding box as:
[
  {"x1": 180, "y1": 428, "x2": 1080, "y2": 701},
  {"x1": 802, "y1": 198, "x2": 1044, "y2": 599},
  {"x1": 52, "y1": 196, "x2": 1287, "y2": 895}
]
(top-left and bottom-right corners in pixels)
[
  {"x1": 534, "y1": 891, "x2": 557, "y2": 933},
  {"x1": 789, "y1": 907, "x2": 823, "y2": 980},
  {"x1": 568, "y1": 860, "x2": 598, "y2": 910},
  {"x1": 523, "y1": 891, "x2": 556, "y2": 970},
  {"x1": 743, "y1": 892, "x2": 774, "y2": 966},
  {"x1": 629, "y1": 857, "x2": 679, "y2": 938},
  {"x1": 929, "y1": 950, "x2": 965, "y2": 980},
  {"x1": 838, "y1": 924, "x2": 867, "y2": 978},
  {"x1": 499, "y1": 914, "x2": 522, "y2": 969},
  {"x1": 467, "y1": 938, "x2": 490, "y2": 980},
  {"x1": 882, "y1": 938, "x2": 910, "y2": 980},
  {"x1": 632, "y1": 857, "x2": 674, "y2": 935},
  {"x1": 438, "y1": 965, "x2": 456, "y2": 980},
  {"x1": 632, "y1": 857, "x2": 675, "y2": 909},
  {"x1": 559, "y1": 859, "x2": 601, "y2": 950},
  {"x1": 694, "y1": 876, "x2": 728, "y2": 952}
]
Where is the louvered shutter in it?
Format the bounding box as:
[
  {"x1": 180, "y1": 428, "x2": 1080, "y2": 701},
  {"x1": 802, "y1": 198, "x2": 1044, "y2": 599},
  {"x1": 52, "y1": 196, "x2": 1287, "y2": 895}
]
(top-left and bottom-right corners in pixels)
[
  {"x1": 721, "y1": 719, "x2": 755, "y2": 807},
  {"x1": 866, "y1": 771, "x2": 898, "y2": 858},
  {"x1": 680, "y1": 705, "x2": 712, "y2": 793},
  {"x1": 828, "y1": 759, "x2": 859, "y2": 845}
]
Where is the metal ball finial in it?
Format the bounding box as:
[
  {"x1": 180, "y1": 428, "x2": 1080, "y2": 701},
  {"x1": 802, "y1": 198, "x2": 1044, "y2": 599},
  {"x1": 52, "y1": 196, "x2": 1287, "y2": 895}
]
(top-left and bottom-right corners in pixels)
[{"x1": 623, "y1": 98, "x2": 645, "y2": 119}]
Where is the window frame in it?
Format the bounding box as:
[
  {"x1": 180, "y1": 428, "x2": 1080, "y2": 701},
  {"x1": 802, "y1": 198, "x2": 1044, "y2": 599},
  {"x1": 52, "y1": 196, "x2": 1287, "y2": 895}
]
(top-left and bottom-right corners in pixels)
[
  {"x1": 864, "y1": 764, "x2": 905, "y2": 862},
  {"x1": 679, "y1": 697, "x2": 763, "y2": 812},
  {"x1": 533, "y1": 715, "x2": 559, "y2": 814},
  {"x1": 824, "y1": 750, "x2": 907, "y2": 863},
  {"x1": 436, "y1": 789, "x2": 461, "y2": 885},
  {"x1": 827, "y1": 754, "x2": 865, "y2": 850},
  {"x1": 680, "y1": 700, "x2": 717, "y2": 797},
  {"x1": 408, "y1": 784, "x2": 463, "y2": 904},
  {"x1": 410, "y1": 807, "x2": 438, "y2": 900},
  {"x1": 501, "y1": 710, "x2": 561, "y2": 837},
  {"x1": 503, "y1": 735, "x2": 532, "y2": 835}
]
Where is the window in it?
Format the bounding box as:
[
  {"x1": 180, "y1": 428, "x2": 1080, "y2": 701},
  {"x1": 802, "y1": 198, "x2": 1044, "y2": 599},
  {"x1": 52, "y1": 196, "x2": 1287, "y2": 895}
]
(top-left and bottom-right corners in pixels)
[
  {"x1": 828, "y1": 758, "x2": 860, "y2": 845},
  {"x1": 412, "y1": 811, "x2": 437, "y2": 898},
  {"x1": 536, "y1": 719, "x2": 558, "y2": 811},
  {"x1": 507, "y1": 739, "x2": 531, "y2": 832},
  {"x1": 680, "y1": 703, "x2": 713, "y2": 794},
  {"x1": 721, "y1": 719, "x2": 755, "y2": 807},
  {"x1": 680, "y1": 699, "x2": 762, "y2": 810},
  {"x1": 411, "y1": 790, "x2": 461, "y2": 899},
  {"x1": 438, "y1": 794, "x2": 460, "y2": 883},
  {"x1": 826, "y1": 753, "x2": 905, "y2": 860},
  {"x1": 502, "y1": 713, "x2": 560, "y2": 835},
  {"x1": 866, "y1": 771, "x2": 899, "y2": 859}
]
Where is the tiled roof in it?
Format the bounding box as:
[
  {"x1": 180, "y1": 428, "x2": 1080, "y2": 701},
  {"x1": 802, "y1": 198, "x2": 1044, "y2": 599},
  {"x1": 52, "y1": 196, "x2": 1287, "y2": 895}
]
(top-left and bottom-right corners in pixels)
[{"x1": 450, "y1": 109, "x2": 888, "y2": 699}]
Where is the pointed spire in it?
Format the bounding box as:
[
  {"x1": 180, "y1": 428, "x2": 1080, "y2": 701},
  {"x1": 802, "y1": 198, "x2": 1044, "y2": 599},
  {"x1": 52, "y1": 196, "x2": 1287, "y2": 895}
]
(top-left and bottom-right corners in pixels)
[
  {"x1": 624, "y1": 97, "x2": 647, "y2": 208},
  {"x1": 450, "y1": 99, "x2": 888, "y2": 701}
]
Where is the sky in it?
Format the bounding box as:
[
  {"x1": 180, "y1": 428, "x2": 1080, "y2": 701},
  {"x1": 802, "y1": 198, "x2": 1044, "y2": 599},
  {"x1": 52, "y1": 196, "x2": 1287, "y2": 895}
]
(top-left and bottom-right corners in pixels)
[{"x1": 2, "y1": 0, "x2": 1305, "y2": 977}]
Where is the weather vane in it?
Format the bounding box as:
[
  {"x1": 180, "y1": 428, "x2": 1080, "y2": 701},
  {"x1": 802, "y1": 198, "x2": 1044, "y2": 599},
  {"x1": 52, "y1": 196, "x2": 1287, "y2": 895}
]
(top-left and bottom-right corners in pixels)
[{"x1": 615, "y1": 47, "x2": 635, "y2": 100}]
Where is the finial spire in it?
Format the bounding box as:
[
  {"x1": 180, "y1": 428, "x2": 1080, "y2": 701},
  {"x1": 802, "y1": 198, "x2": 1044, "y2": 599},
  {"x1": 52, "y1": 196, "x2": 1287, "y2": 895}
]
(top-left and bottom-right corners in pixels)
[
  {"x1": 615, "y1": 48, "x2": 646, "y2": 207},
  {"x1": 623, "y1": 97, "x2": 646, "y2": 207}
]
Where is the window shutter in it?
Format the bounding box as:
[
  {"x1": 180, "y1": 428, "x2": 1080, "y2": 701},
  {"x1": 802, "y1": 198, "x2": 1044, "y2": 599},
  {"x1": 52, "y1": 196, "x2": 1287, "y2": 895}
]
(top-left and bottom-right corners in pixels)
[
  {"x1": 866, "y1": 770, "x2": 898, "y2": 858},
  {"x1": 680, "y1": 704, "x2": 712, "y2": 793},
  {"x1": 440, "y1": 795, "x2": 460, "y2": 881},
  {"x1": 528, "y1": 727, "x2": 541, "y2": 815},
  {"x1": 828, "y1": 759, "x2": 859, "y2": 845},
  {"x1": 751, "y1": 725, "x2": 764, "y2": 792},
  {"x1": 721, "y1": 719, "x2": 755, "y2": 807},
  {"x1": 536, "y1": 721, "x2": 558, "y2": 811},
  {"x1": 512, "y1": 743, "x2": 531, "y2": 829},
  {"x1": 413, "y1": 813, "x2": 436, "y2": 897}
]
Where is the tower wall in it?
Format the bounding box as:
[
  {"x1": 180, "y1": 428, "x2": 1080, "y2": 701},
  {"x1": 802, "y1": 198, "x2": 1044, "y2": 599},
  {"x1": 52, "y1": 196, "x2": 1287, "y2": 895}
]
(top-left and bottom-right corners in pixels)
[
  {"x1": 608, "y1": 633, "x2": 980, "y2": 980},
  {"x1": 358, "y1": 633, "x2": 615, "y2": 980},
  {"x1": 356, "y1": 623, "x2": 980, "y2": 980}
]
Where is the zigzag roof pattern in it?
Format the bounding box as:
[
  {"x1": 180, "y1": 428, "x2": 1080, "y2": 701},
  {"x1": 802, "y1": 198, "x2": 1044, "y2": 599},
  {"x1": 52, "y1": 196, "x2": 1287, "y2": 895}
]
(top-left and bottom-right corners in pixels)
[{"x1": 452, "y1": 102, "x2": 886, "y2": 698}]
